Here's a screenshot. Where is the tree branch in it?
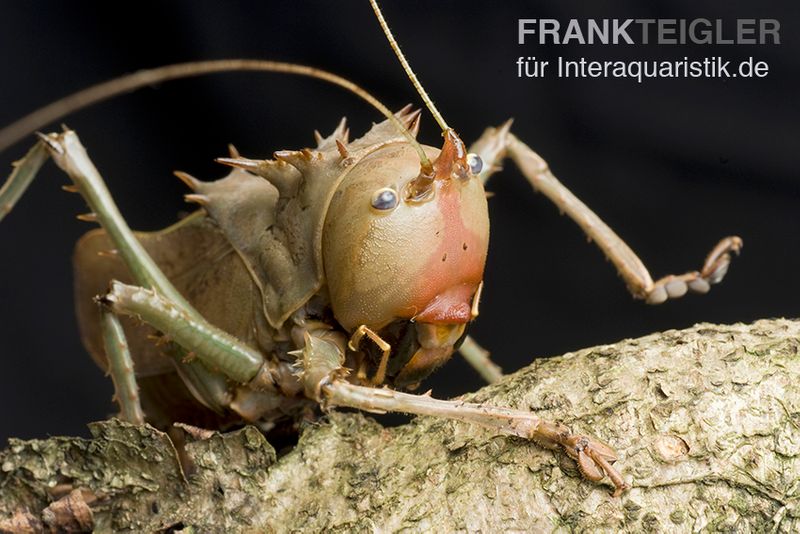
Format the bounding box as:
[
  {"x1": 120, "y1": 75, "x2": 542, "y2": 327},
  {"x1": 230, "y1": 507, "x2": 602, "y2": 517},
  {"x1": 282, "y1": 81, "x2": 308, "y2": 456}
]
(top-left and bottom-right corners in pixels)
[{"x1": 2, "y1": 319, "x2": 800, "y2": 532}]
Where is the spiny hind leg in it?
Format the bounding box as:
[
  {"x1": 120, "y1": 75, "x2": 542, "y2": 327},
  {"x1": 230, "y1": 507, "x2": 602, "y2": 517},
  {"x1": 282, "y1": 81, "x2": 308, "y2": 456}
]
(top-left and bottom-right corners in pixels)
[
  {"x1": 99, "y1": 280, "x2": 299, "y2": 423},
  {"x1": 298, "y1": 332, "x2": 628, "y2": 496},
  {"x1": 99, "y1": 309, "x2": 144, "y2": 424},
  {"x1": 0, "y1": 141, "x2": 49, "y2": 222},
  {"x1": 37, "y1": 129, "x2": 194, "y2": 307},
  {"x1": 470, "y1": 122, "x2": 742, "y2": 305},
  {"x1": 36, "y1": 130, "x2": 272, "y2": 395},
  {"x1": 101, "y1": 281, "x2": 273, "y2": 390}
]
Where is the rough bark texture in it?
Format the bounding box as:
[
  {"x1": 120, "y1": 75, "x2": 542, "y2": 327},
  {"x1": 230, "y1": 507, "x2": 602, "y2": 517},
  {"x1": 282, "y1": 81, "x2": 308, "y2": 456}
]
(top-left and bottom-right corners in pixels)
[{"x1": 2, "y1": 319, "x2": 800, "y2": 532}]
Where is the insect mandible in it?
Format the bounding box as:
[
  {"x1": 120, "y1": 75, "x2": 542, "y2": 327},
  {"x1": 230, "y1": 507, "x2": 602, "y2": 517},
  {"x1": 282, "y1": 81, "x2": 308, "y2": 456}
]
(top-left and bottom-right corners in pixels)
[{"x1": 0, "y1": 1, "x2": 737, "y2": 498}]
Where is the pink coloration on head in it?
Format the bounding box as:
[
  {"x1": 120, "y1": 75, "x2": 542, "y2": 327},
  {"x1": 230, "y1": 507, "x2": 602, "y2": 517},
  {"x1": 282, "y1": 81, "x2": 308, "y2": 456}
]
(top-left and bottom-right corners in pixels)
[
  {"x1": 322, "y1": 131, "x2": 489, "y2": 334},
  {"x1": 407, "y1": 132, "x2": 486, "y2": 324},
  {"x1": 414, "y1": 284, "x2": 475, "y2": 323}
]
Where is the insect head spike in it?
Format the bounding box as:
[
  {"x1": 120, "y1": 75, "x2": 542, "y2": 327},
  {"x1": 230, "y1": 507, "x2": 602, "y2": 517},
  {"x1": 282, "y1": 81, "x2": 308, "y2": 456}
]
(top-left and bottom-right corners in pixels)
[{"x1": 369, "y1": 0, "x2": 470, "y2": 198}]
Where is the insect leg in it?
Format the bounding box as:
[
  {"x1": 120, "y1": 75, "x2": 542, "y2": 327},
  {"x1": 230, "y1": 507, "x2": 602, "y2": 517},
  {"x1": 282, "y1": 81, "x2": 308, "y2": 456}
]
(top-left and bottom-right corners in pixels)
[
  {"x1": 0, "y1": 137, "x2": 239, "y2": 415},
  {"x1": 36, "y1": 129, "x2": 270, "y2": 387},
  {"x1": 458, "y1": 335, "x2": 503, "y2": 384},
  {"x1": 470, "y1": 122, "x2": 742, "y2": 304},
  {"x1": 101, "y1": 281, "x2": 267, "y2": 386},
  {"x1": 37, "y1": 129, "x2": 196, "y2": 309},
  {"x1": 299, "y1": 332, "x2": 628, "y2": 495},
  {"x1": 99, "y1": 309, "x2": 144, "y2": 424},
  {"x1": 0, "y1": 141, "x2": 49, "y2": 222}
]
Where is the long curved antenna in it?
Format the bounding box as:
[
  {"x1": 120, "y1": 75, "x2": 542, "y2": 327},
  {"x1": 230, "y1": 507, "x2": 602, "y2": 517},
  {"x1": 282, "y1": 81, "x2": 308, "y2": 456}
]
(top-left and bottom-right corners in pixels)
[
  {"x1": 369, "y1": 0, "x2": 450, "y2": 133},
  {"x1": 0, "y1": 59, "x2": 432, "y2": 168}
]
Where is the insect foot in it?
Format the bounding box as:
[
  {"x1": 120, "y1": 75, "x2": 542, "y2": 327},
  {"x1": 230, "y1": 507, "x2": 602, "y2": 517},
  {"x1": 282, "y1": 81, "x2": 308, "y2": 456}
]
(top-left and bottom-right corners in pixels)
[
  {"x1": 299, "y1": 332, "x2": 628, "y2": 495},
  {"x1": 645, "y1": 236, "x2": 743, "y2": 304},
  {"x1": 469, "y1": 126, "x2": 743, "y2": 307},
  {"x1": 557, "y1": 431, "x2": 629, "y2": 497}
]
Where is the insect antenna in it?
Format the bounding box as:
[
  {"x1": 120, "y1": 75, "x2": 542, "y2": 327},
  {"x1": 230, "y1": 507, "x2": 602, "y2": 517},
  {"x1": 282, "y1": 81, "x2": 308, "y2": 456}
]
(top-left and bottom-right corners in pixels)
[
  {"x1": 370, "y1": 0, "x2": 464, "y2": 197},
  {"x1": 369, "y1": 0, "x2": 450, "y2": 134},
  {"x1": 0, "y1": 59, "x2": 429, "y2": 166}
]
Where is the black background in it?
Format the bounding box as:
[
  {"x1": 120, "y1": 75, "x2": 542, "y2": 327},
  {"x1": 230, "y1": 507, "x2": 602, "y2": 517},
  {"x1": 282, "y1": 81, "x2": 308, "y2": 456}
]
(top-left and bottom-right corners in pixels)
[{"x1": 0, "y1": 1, "x2": 797, "y2": 443}]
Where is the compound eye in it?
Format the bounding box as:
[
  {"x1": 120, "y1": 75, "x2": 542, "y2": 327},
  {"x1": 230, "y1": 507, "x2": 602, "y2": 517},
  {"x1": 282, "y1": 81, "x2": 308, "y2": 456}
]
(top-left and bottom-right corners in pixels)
[
  {"x1": 467, "y1": 153, "x2": 483, "y2": 175},
  {"x1": 371, "y1": 187, "x2": 398, "y2": 211}
]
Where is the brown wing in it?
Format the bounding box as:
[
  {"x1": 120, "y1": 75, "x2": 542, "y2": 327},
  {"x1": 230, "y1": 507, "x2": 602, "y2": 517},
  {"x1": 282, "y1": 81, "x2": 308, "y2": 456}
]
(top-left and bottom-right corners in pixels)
[{"x1": 73, "y1": 210, "x2": 270, "y2": 378}]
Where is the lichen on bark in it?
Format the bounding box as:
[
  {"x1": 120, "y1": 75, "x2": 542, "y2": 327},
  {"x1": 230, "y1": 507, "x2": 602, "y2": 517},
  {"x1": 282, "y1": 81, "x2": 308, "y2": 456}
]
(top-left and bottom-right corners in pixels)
[{"x1": 2, "y1": 319, "x2": 800, "y2": 532}]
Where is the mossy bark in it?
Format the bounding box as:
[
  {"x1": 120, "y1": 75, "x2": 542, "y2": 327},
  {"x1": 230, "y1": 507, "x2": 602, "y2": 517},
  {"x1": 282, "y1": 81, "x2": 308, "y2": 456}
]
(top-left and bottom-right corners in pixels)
[{"x1": 2, "y1": 319, "x2": 800, "y2": 532}]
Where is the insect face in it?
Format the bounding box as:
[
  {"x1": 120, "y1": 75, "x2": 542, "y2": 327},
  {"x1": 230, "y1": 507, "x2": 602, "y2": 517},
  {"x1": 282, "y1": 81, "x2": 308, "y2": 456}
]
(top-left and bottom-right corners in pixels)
[{"x1": 323, "y1": 131, "x2": 489, "y2": 383}]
